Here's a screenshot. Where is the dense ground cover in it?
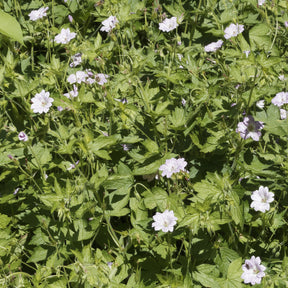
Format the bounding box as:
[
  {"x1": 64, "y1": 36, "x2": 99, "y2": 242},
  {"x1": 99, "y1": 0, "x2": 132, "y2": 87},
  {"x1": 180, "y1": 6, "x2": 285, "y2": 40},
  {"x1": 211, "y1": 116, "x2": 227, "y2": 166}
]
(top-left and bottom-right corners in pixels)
[{"x1": 0, "y1": 0, "x2": 288, "y2": 287}]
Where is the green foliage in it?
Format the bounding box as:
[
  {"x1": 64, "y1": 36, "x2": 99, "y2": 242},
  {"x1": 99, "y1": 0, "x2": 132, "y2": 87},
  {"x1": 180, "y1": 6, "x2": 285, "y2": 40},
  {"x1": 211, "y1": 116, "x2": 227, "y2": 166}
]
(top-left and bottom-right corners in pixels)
[
  {"x1": 0, "y1": 10, "x2": 23, "y2": 44},
  {"x1": 0, "y1": 0, "x2": 288, "y2": 287}
]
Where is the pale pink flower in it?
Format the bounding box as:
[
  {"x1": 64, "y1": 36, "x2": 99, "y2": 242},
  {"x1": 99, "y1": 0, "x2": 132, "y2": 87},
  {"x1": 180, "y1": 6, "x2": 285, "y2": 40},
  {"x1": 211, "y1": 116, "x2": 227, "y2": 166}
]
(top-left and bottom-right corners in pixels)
[
  {"x1": 64, "y1": 84, "x2": 78, "y2": 98},
  {"x1": 251, "y1": 186, "x2": 274, "y2": 212},
  {"x1": 204, "y1": 40, "x2": 223, "y2": 52},
  {"x1": 18, "y1": 131, "x2": 28, "y2": 142},
  {"x1": 28, "y1": 7, "x2": 49, "y2": 21},
  {"x1": 54, "y1": 28, "x2": 76, "y2": 44},
  {"x1": 70, "y1": 53, "x2": 82, "y2": 67},
  {"x1": 236, "y1": 115, "x2": 264, "y2": 141},
  {"x1": 224, "y1": 23, "x2": 244, "y2": 39},
  {"x1": 31, "y1": 90, "x2": 54, "y2": 114},
  {"x1": 243, "y1": 50, "x2": 250, "y2": 58},
  {"x1": 67, "y1": 71, "x2": 88, "y2": 84},
  {"x1": 159, "y1": 17, "x2": 178, "y2": 32},
  {"x1": 100, "y1": 16, "x2": 118, "y2": 32},
  {"x1": 159, "y1": 158, "x2": 187, "y2": 178},
  {"x1": 280, "y1": 109, "x2": 287, "y2": 120},
  {"x1": 271, "y1": 92, "x2": 288, "y2": 107},
  {"x1": 152, "y1": 210, "x2": 177, "y2": 232},
  {"x1": 256, "y1": 100, "x2": 265, "y2": 109},
  {"x1": 241, "y1": 256, "x2": 266, "y2": 285},
  {"x1": 95, "y1": 73, "x2": 109, "y2": 85}
]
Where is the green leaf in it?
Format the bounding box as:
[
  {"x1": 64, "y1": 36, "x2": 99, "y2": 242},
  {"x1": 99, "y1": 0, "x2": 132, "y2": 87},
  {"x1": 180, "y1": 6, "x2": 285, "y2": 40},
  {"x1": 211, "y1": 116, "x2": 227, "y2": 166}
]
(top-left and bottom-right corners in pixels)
[
  {"x1": 143, "y1": 187, "x2": 168, "y2": 210},
  {"x1": 229, "y1": 190, "x2": 243, "y2": 227},
  {"x1": 27, "y1": 246, "x2": 48, "y2": 263},
  {"x1": 0, "y1": 214, "x2": 10, "y2": 229},
  {"x1": 193, "y1": 272, "x2": 221, "y2": 288},
  {"x1": 30, "y1": 143, "x2": 52, "y2": 166},
  {"x1": 74, "y1": 219, "x2": 97, "y2": 241},
  {"x1": 0, "y1": 10, "x2": 23, "y2": 44},
  {"x1": 88, "y1": 135, "x2": 119, "y2": 152},
  {"x1": 169, "y1": 107, "x2": 186, "y2": 129}
]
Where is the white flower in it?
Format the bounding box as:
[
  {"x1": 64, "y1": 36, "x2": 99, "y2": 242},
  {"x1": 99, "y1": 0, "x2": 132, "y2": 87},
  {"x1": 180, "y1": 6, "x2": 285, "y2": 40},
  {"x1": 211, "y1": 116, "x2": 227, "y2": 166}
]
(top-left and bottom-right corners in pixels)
[
  {"x1": 278, "y1": 75, "x2": 285, "y2": 81},
  {"x1": 14, "y1": 187, "x2": 20, "y2": 195},
  {"x1": 271, "y1": 92, "x2": 288, "y2": 107},
  {"x1": 100, "y1": 16, "x2": 118, "y2": 32},
  {"x1": 28, "y1": 7, "x2": 49, "y2": 21},
  {"x1": 224, "y1": 23, "x2": 244, "y2": 39},
  {"x1": 121, "y1": 144, "x2": 130, "y2": 151},
  {"x1": 256, "y1": 100, "x2": 265, "y2": 109},
  {"x1": 18, "y1": 131, "x2": 28, "y2": 142},
  {"x1": 241, "y1": 256, "x2": 266, "y2": 285},
  {"x1": 31, "y1": 90, "x2": 54, "y2": 114},
  {"x1": 152, "y1": 210, "x2": 177, "y2": 232},
  {"x1": 177, "y1": 54, "x2": 183, "y2": 61},
  {"x1": 159, "y1": 17, "x2": 178, "y2": 32},
  {"x1": 70, "y1": 53, "x2": 82, "y2": 67},
  {"x1": 159, "y1": 157, "x2": 187, "y2": 178},
  {"x1": 243, "y1": 50, "x2": 250, "y2": 58},
  {"x1": 67, "y1": 160, "x2": 79, "y2": 171},
  {"x1": 280, "y1": 109, "x2": 287, "y2": 120},
  {"x1": 251, "y1": 186, "x2": 274, "y2": 212},
  {"x1": 258, "y1": 0, "x2": 265, "y2": 5},
  {"x1": 64, "y1": 84, "x2": 78, "y2": 98},
  {"x1": 67, "y1": 71, "x2": 88, "y2": 84},
  {"x1": 95, "y1": 73, "x2": 109, "y2": 85},
  {"x1": 236, "y1": 115, "x2": 264, "y2": 141},
  {"x1": 182, "y1": 98, "x2": 186, "y2": 106},
  {"x1": 204, "y1": 40, "x2": 223, "y2": 52},
  {"x1": 54, "y1": 28, "x2": 76, "y2": 44}
]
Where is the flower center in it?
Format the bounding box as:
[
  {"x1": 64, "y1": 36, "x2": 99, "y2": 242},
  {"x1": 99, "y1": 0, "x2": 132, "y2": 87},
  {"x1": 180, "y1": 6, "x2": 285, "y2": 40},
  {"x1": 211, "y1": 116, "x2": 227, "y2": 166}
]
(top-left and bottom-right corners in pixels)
[
  {"x1": 247, "y1": 123, "x2": 255, "y2": 132},
  {"x1": 261, "y1": 197, "x2": 267, "y2": 203}
]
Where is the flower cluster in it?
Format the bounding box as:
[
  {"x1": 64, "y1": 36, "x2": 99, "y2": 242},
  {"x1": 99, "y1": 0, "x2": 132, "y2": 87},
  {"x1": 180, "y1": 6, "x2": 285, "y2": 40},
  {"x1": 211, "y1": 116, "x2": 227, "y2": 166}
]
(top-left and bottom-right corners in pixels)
[
  {"x1": 251, "y1": 186, "x2": 274, "y2": 213},
  {"x1": 236, "y1": 115, "x2": 264, "y2": 141},
  {"x1": 159, "y1": 17, "x2": 178, "y2": 32},
  {"x1": 67, "y1": 71, "x2": 88, "y2": 84},
  {"x1": 28, "y1": 7, "x2": 49, "y2": 21},
  {"x1": 241, "y1": 256, "x2": 266, "y2": 285},
  {"x1": 152, "y1": 210, "x2": 177, "y2": 232},
  {"x1": 31, "y1": 90, "x2": 54, "y2": 114},
  {"x1": 224, "y1": 23, "x2": 244, "y2": 39},
  {"x1": 67, "y1": 71, "x2": 108, "y2": 86},
  {"x1": 159, "y1": 158, "x2": 187, "y2": 178}
]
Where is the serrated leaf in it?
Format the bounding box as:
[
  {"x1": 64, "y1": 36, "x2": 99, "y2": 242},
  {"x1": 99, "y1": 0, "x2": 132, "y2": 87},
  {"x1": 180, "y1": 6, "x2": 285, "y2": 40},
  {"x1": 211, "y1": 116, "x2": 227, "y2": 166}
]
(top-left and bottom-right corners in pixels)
[
  {"x1": 30, "y1": 143, "x2": 52, "y2": 166},
  {"x1": 27, "y1": 246, "x2": 48, "y2": 263},
  {"x1": 169, "y1": 107, "x2": 186, "y2": 129},
  {"x1": 193, "y1": 272, "x2": 221, "y2": 288}
]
